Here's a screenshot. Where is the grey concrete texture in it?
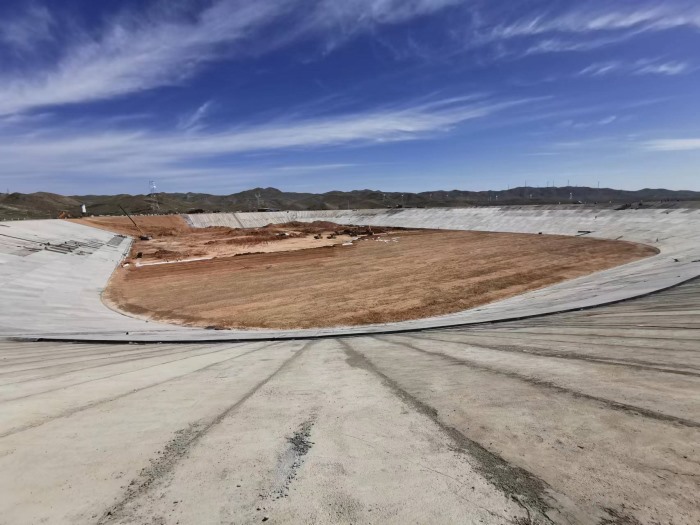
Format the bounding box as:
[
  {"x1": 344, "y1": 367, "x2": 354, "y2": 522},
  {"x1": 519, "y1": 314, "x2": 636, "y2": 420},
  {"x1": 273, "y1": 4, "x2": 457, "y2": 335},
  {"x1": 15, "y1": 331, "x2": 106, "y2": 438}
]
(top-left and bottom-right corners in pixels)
[
  {"x1": 1, "y1": 206, "x2": 699, "y2": 342},
  {"x1": 1, "y1": 208, "x2": 698, "y2": 524},
  {"x1": 0, "y1": 279, "x2": 698, "y2": 524}
]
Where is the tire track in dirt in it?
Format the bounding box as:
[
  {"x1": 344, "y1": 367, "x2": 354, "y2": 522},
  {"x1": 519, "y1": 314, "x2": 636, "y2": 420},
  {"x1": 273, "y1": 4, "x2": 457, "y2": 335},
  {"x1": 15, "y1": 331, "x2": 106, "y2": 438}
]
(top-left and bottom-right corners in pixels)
[
  {"x1": 97, "y1": 340, "x2": 315, "y2": 524},
  {"x1": 0, "y1": 345, "x2": 216, "y2": 379},
  {"x1": 0, "y1": 342, "x2": 280, "y2": 439},
  {"x1": 0, "y1": 344, "x2": 157, "y2": 362},
  {"x1": 0, "y1": 344, "x2": 256, "y2": 402},
  {"x1": 0, "y1": 345, "x2": 236, "y2": 386},
  {"x1": 339, "y1": 338, "x2": 561, "y2": 525},
  {"x1": 409, "y1": 333, "x2": 700, "y2": 377},
  {"x1": 454, "y1": 329, "x2": 700, "y2": 346},
  {"x1": 376, "y1": 336, "x2": 700, "y2": 429},
  {"x1": 0, "y1": 344, "x2": 187, "y2": 367}
]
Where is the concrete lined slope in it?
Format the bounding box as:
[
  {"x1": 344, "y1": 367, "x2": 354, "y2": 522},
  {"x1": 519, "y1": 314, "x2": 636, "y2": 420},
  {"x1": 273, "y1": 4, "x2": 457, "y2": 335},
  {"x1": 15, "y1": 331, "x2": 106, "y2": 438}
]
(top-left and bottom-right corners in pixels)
[
  {"x1": 0, "y1": 279, "x2": 698, "y2": 524},
  {"x1": 1, "y1": 206, "x2": 698, "y2": 341},
  {"x1": 0, "y1": 220, "x2": 192, "y2": 338}
]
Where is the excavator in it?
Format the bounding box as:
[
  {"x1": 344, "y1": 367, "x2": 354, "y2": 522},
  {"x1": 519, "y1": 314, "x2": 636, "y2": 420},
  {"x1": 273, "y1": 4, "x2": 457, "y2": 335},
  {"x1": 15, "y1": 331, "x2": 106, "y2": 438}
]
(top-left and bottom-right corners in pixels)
[{"x1": 118, "y1": 206, "x2": 151, "y2": 240}]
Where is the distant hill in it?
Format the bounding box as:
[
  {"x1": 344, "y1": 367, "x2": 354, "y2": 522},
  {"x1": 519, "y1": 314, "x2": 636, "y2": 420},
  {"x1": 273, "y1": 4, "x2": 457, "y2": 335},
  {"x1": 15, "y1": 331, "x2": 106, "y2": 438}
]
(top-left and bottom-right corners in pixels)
[{"x1": 2, "y1": 186, "x2": 700, "y2": 220}]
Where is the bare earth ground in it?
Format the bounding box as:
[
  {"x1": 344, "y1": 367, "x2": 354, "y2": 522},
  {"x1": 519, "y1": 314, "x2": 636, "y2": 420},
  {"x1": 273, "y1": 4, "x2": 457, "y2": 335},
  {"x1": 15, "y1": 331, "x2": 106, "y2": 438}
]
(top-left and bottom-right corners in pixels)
[
  {"x1": 98, "y1": 221, "x2": 657, "y2": 329},
  {"x1": 73, "y1": 216, "x2": 378, "y2": 262}
]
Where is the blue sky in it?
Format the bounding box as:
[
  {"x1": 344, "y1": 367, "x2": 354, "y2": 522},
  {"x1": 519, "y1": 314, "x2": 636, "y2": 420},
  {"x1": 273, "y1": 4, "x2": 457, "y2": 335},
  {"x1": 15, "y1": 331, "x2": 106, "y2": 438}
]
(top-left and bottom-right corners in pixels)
[{"x1": 1, "y1": 0, "x2": 699, "y2": 195}]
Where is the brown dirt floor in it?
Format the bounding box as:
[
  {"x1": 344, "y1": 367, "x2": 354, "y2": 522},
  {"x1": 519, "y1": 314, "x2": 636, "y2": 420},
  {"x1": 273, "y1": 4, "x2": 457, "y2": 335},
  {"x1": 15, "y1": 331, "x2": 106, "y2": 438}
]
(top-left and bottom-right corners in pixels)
[
  {"x1": 73, "y1": 216, "x2": 384, "y2": 262},
  {"x1": 102, "y1": 229, "x2": 658, "y2": 330}
]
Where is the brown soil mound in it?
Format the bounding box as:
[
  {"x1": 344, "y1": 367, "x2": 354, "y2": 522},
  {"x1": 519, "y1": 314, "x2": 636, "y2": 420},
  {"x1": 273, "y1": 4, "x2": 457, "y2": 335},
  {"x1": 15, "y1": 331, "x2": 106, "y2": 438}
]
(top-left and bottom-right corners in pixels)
[
  {"x1": 73, "y1": 215, "x2": 192, "y2": 237},
  {"x1": 103, "y1": 229, "x2": 657, "y2": 330},
  {"x1": 73, "y1": 216, "x2": 383, "y2": 262}
]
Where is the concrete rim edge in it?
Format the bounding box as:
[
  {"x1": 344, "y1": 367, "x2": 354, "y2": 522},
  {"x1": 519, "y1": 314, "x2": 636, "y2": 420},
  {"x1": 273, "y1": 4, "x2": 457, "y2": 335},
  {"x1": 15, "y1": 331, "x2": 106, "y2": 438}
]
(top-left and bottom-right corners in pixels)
[{"x1": 13, "y1": 273, "x2": 699, "y2": 345}]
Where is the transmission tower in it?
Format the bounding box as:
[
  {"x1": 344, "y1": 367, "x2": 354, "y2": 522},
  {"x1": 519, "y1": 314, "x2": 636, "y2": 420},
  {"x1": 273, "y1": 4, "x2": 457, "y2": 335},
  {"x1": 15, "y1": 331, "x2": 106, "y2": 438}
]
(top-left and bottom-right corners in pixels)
[{"x1": 148, "y1": 180, "x2": 160, "y2": 213}]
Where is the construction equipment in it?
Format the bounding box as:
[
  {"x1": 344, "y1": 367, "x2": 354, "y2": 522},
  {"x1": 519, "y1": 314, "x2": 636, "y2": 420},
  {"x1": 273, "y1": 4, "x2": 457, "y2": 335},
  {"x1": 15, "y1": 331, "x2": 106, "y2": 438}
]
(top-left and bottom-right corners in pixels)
[{"x1": 118, "y1": 206, "x2": 151, "y2": 240}]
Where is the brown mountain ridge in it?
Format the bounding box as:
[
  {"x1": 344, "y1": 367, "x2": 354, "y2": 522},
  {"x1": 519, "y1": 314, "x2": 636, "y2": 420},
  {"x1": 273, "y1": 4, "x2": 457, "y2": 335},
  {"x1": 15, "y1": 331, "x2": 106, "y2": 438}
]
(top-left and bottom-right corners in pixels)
[{"x1": 2, "y1": 186, "x2": 699, "y2": 220}]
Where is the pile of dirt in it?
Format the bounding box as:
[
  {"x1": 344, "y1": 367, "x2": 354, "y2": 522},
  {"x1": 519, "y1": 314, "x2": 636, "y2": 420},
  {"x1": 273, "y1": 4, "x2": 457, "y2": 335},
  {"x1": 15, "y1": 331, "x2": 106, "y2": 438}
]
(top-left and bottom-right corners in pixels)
[
  {"x1": 269, "y1": 221, "x2": 392, "y2": 236},
  {"x1": 73, "y1": 215, "x2": 192, "y2": 237},
  {"x1": 152, "y1": 249, "x2": 181, "y2": 259},
  {"x1": 73, "y1": 215, "x2": 392, "y2": 263}
]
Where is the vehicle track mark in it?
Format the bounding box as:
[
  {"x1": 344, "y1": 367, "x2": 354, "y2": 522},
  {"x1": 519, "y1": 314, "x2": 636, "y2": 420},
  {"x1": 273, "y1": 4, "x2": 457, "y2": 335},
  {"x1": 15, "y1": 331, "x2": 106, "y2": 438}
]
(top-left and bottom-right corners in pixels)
[
  {"x1": 377, "y1": 336, "x2": 700, "y2": 429},
  {"x1": 0, "y1": 342, "x2": 279, "y2": 439},
  {"x1": 0, "y1": 343, "x2": 186, "y2": 367},
  {"x1": 339, "y1": 338, "x2": 558, "y2": 525},
  {"x1": 408, "y1": 334, "x2": 700, "y2": 377},
  {"x1": 0, "y1": 345, "x2": 216, "y2": 380},
  {"x1": 97, "y1": 340, "x2": 314, "y2": 524},
  {"x1": 0, "y1": 344, "x2": 249, "y2": 400}
]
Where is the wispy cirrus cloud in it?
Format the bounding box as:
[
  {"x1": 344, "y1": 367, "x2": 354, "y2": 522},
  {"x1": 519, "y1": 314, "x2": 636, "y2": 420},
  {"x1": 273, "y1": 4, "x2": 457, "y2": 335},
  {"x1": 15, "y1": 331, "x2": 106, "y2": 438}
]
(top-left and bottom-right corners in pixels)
[
  {"x1": 178, "y1": 101, "x2": 215, "y2": 132},
  {"x1": 477, "y1": 2, "x2": 700, "y2": 58},
  {"x1": 273, "y1": 163, "x2": 359, "y2": 171},
  {"x1": 1, "y1": 1, "x2": 698, "y2": 117},
  {"x1": 560, "y1": 115, "x2": 618, "y2": 129},
  {"x1": 0, "y1": 1, "x2": 289, "y2": 115},
  {"x1": 486, "y1": 3, "x2": 700, "y2": 41},
  {"x1": 634, "y1": 61, "x2": 690, "y2": 75},
  {"x1": 643, "y1": 138, "x2": 700, "y2": 151},
  {"x1": 0, "y1": 0, "x2": 466, "y2": 116},
  {"x1": 578, "y1": 59, "x2": 691, "y2": 77},
  {"x1": 0, "y1": 94, "x2": 526, "y2": 181},
  {"x1": 521, "y1": 35, "x2": 631, "y2": 56},
  {"x1": 0, "y1": 3, "x2": 54, "y2": 53},
  {"x1": 578, "y1": 61, "x2": 624, "y2": 77}
]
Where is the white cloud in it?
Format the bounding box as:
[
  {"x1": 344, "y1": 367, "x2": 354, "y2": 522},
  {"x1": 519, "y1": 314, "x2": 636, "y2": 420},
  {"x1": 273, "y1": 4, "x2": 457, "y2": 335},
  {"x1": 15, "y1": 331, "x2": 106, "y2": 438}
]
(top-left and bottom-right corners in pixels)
[
  {"x1": 274, "y1": 164, "x2": 358, "y2": 171},
  {"x1": 178, "y1": 101, "x2": 214, "y2": 131},
  {"x1": 1, "y1": 1, "x2": 697, "y2": 116},
  {"x1": 0, "y1": 1, "x2": 289, "y2": 115},
  {"x1": 0, "y1": 4, "x2": 54, "y2": 52},
  {"x1": 559, "y1": 115, "x2": 618, "y2": 129},
  {"x1": 0, "y1": 95, "x2": 525, "y2": 182},
  {"x1": 578, "y1": 59, "x2": 691, "y2": 77},
  {"x1": 488, "y1": 4, "x2": 700, "y2": 40},
  {"x1": 311, "y1": 0, "x2": 463, "y2": 26},
  {"x1": 578, "y1": 62, "x2": 622, "y2": 77},
  {"x1": 522, "y1": 36, "x2": 624, "y2": 56},
  {"x1": 634, "y1": 61, "x2": 689, "y2": 76},
  {"x1": 0, "y1": 0, "x2": 467, "y2": 116},
  {"x1": 478, "y1": 3, "x2": 700, "y2": 58},
  {"x1": 644, "y1": 139, "x2": 700, "y2": 151}
]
